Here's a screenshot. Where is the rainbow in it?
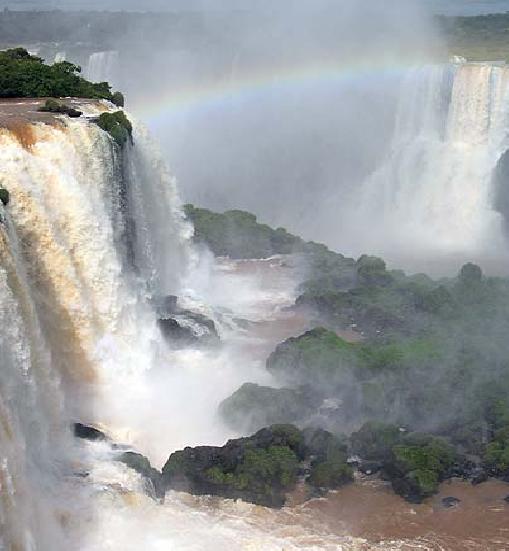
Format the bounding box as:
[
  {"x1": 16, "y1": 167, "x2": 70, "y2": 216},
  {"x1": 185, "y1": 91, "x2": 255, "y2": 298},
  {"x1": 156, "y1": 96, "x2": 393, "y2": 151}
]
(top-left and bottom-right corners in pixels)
[{"x1": 136, "y1": 55, "x2": 429, "y2": 124}]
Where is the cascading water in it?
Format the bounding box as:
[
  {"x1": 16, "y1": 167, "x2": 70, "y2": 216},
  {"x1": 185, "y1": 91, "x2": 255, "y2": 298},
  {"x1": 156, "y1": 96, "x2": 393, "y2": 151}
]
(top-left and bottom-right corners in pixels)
[
  {"x1": 346, "y1": 61, "x2": 509, "y2": 268},
  {"x1": 0, "y1": 107, "x2": 381, "y2": 551},
  {"x1": 85, "y1": 51, "x2": 119, "y2": 85},
  {"x1": 0, "y1": 110, "x2": 193, "y2": 550}
]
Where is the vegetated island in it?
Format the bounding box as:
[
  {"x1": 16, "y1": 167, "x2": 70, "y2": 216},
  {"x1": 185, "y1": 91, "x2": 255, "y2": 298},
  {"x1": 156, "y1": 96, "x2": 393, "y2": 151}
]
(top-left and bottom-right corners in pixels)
[{"x1": 151, "y1": 204, "x2": 509, "y2": 507}]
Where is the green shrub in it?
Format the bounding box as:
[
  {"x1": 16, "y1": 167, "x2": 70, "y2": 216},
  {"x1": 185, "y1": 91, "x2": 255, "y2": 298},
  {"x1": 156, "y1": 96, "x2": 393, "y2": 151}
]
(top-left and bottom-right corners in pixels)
[
  {"x1": 307, "y1": 461, "x2": 353, "y2": 489},
  {"x1": 97, "y1": 111, "x2": 133, "y2": 146},
  {"x1": 0, "y1": 48, "x2": 114, "y2": 99},
  {"x1": 111, "y1": 91, "x2": 125, "y2": 107},
  {"x1": 266, "y1": 327, "x2": 359, "y2": 387},
  {"x1": 183, "y1": 204, "x2": 303, "y2": 259},
  {"x1": 351, "y1": 422, "x2": 402, "y2": 460}
]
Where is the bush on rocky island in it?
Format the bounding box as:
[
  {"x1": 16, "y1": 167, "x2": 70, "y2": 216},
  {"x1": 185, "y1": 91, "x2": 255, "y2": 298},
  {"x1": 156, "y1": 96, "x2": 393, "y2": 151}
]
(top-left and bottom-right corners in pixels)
[
  {"x1": 111, "y1": 91, "x2": 125, "y2": 107},
  {"x1": 161, "y1": 425, "x2": 352, "y2": 507},
  {"x1": 97, "y1": 111, "x2": 133, "y2": 146},
  {"x1": 386, "y1": 433, "x2": 457, "y2": 502},
  {"x1": 219, "y1": 383, "x2": 321, "y2": 433},
  {"x1": 184, "y1": 204, "x2": 303, "y2": 259},
  {"x1": 266, "y1": 328, "x2": 359, "y2": 388},
  {"x1": 351, "y1": 421, "x2": 403, "y2": 461}
]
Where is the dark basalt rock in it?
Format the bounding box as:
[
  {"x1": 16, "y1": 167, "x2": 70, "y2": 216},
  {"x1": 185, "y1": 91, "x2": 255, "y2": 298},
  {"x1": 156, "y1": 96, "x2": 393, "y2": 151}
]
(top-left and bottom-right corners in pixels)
[
  {"x1": 0, "y1": 188, "x2": 9, "y2": 206},
  {"x1": 160, "y1": 425, "x2": 352, "y2": 507},
  {"x1": 117, "y1": 451, "x2": 164, "y2": 500},
  {"x1": 470, "y1": 468, "x2": 489, "y2": 485},
  {"x1": 219, "y1": 383, "x2": 321, "y2": 433},
  {"x1": 73, "y1": 422, "x2": 107, "y2": 441},
  {"x1": 359, "y1": 461, "x2": 383, "y2": 476},
  {"x1": 155, "y1": 295, "x2": 219, "y2": 348},
  {"x1": 161, "y1": 424, "x2": 303, "y2": 507},
  {"x1": 39, "y1": 99, "x2": 82, "y2": 118},
  {"x1": 504, "y1": 494, "x2": 509, "y2": 503},
  {"x1": 442, "y1": 496, "x2": 461, "y2": 508}
]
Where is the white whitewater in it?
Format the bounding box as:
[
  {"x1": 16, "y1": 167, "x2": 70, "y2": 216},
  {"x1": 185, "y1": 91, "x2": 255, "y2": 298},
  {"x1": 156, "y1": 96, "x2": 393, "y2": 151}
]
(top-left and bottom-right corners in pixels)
[
  {"x1": 86, "y1": 51, "x2": 120, "y2": 85},
  {"x1": 0, "y1": 113, "x2": 190, "y2": 549},
  {"x1": 0, "y1": 113, "x2": 355, "y2": 550},
  {"x1": 6, "y1": 78, "x2": 502, "y2": 547},
  {"x1": 348, "y1": 62, "x2": 509, "y2": 266}
]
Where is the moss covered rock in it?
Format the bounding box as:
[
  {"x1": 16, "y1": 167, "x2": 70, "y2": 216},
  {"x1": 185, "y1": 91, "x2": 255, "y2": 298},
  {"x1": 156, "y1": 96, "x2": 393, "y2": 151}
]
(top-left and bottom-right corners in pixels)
[
  {"x1": 266, "y1": 328, "x2": 359, "y2": 388},
  {"x1": 307, "y1": 460, "x2": 353, "y2": 489},
  {"x1": 304, "y1": 428, "x2": 353, "y2": 490},
  {"x1": 484, "y1": 425, "x2": 509, "y2": 478},
  {"x1": 184, "y1": 204, "x2": 303, "y2": 259},
  {"x1": 97, "y1": 111, "x2": 133, "y2": 146},
  {"x1": 111, "y1": 91, "x2": 125, "y2": 107},
  {"x1": 351, "y1": 422, "x2": 402, "y2": 461},
  {"x1": 219, "y1": 383, "x2": 320, "y2": 433},
  {"x1": 384, "y1": 433, "x2": 457, "y2": 502},
  {"x1": 161, "y1": 424, "x2": 304, "y2": 507}
]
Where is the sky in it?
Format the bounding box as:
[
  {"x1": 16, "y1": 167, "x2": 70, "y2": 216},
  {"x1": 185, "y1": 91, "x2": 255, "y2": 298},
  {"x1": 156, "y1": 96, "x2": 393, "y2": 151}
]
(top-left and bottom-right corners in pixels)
[{"x1": 2, "y1": 0, "x2": 509, "y2": 15}]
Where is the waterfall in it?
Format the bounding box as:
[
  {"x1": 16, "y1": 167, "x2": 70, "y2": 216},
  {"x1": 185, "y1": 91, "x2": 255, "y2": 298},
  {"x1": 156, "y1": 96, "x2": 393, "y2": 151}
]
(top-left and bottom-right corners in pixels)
[
  {"x1": 348, "y1": 62, "x2": 509, "y2": 262},
  {"x1": 0, "y1": 111, "x2": 191, "y2": 550},
  {"x1": 85, "y1": 51, "x2": 119, "y2": 84}
]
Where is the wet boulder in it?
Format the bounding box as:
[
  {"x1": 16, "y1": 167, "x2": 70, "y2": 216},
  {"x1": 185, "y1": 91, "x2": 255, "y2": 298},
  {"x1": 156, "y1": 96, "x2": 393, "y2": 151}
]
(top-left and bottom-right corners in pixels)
[
  {"x1": 266, "y1": 327, "x2": 358, "y2": 388},
  {"x1": 442, "y1": 496, "x2": 461, "y2": 508},
  {"x1": 155, "y1": 295, "x2": 219, "y2": 348},
  {"x1": 383, "y1": 433, "x2": 457, "y2": 503},
  {"x1": 117, "y1": 451, "x2": 164, "y2": 500},
  {"x1": 350, "y1": 422, "x2": 403, "y2": 462},
  {"x1": 303, "y1": 428, "x2": 353, "y2": 490},
  {"x1": 73, "y1": 422, "x2": 107, "y2": 441},
  {"x1": 219, "y1": 383, "x2": 321, "y2": 433},
  {"x1": 359, "y1": 461, "x2": 383, "y2": 476},
  {"x1": 0, "y1": 188, "x2": 9, "y2": 206},
  {"x1": 161, "y1": 424, "x2": 304, "y2": 508}
]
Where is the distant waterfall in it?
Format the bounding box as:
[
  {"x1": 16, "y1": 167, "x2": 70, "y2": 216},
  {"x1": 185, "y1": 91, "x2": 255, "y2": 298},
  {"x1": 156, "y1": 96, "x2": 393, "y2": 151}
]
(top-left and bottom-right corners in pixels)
[
  {"x1": 349, "y1": 62, "x2": 509, "y2": 260},
  {"x1": 0, "y1": 113, "x2": 191, "y2": 550},
  {"x1": 86, "y1": 51, "x2": 119, "y2": 84}
]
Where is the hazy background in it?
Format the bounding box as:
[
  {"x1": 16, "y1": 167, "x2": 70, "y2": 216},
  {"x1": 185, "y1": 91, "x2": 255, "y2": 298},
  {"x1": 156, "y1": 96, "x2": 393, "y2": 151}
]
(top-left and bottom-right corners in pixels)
[
  {"x1": 2, "y1": 0, "x2": 509, "y2": 14},
  {"x1": 2, "y1": 0, "x2": 508, "y2": 273}
]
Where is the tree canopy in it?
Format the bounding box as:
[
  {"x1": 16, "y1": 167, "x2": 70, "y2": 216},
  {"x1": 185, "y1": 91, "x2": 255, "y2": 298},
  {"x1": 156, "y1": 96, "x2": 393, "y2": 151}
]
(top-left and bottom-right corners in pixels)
[{"x1": 0, "y1": 48, "x2": 114, "y2": 100}]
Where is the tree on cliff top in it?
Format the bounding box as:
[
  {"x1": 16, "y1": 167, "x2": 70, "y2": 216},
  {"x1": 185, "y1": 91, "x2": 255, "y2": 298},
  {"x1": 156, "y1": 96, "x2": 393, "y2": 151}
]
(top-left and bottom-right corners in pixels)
[{"x1": 0, "y1": 48, "x2": 117, "y2": 100}]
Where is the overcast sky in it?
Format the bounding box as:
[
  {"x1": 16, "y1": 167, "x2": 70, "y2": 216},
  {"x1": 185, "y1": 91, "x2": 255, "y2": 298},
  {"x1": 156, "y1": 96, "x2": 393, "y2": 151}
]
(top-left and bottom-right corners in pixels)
[{"x1": 1, "y1": 0, "x2": 509, "y2": 15}]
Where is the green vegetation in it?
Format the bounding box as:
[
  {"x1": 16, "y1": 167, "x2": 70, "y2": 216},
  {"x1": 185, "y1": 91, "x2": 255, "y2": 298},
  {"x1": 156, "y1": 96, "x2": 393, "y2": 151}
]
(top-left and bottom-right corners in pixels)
[
  {"x1": 266, "y1": 328, "x2": 359, "y2": 387},
  {"x1": 161, "y1": 425, "x2": 352, "y2": 507},
  {"x1": 0, "y1": 48, "x2": 118, "y2": 99},
  {"x1": 308, "y1": 461, "x2": 353, "y2": 488},
  {"x1": 304, "y1": 428, "x2": 354, "y2": 489},
  {"x1": 351, "y1": 422, "x2": 402, "y2": 461},
  {"x1": 218, "y1": 383, "x2": 320, "y2": 433},
  {"x1": 187, "y1": 204, "x2": 509, "y2": 499},
  {"x1": 388, "y1": 433, "x2": 457, "y2": 501},
  {"x1": 111, "y1": 91, "x2": 125, "y2": 107},
  {"x1": 97, "y1": 111, "x2": 133, "y2": 146},
  {"x1": 0, "y1": 188, "x2": 9, "y2": 206},
  {"x1": 184, "y1": 204, "x2": 303, "y2": 259}
]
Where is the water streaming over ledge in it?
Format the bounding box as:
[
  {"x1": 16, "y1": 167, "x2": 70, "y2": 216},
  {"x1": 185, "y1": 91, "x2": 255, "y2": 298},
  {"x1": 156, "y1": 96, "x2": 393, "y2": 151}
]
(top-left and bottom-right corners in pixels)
[
  {"x1": 345, "y1": 62, "x2": 509, "y2": 269},
  {"x1": 0, "y1": 111, "x2": 191, "y2": 549},
  {"x1": 2, "y1": 61, "x2": 509, "y2": 548}
]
